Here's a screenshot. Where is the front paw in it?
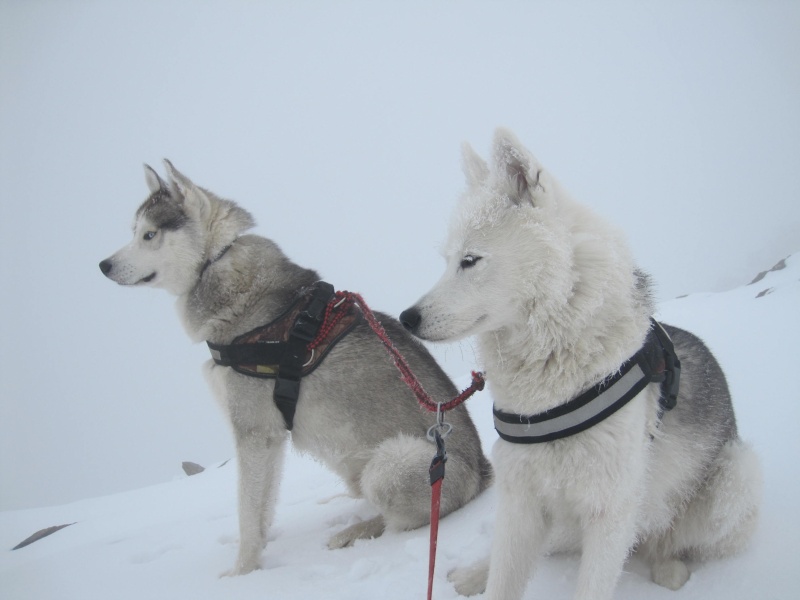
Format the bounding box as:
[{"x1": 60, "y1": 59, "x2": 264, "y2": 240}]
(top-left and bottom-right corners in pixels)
[
  {"x1": 219, "y1": 557, "x2": 262, "y2": 578},
  {"x1": 651, "y1": 558, "x2": 690, "y2": 590},
  {"x1": 448, "y1": 558, "x2": 489, "y2": 596}
]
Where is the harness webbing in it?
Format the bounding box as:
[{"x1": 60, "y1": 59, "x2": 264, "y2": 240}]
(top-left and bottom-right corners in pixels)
[
  {"x1": 273, "y1": 282, "x2": 335, "y2": 429},
  {"x1": 494, "y1": 319, "x2": 681, "y2": 444},
  {"x1": 207, "y1": 282, "x2": 338, "y2": 429}
]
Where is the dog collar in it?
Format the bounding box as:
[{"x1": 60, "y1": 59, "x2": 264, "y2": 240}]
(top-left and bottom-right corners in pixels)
[
  {"x1": 493, "y1": 319, "x2": 680, "y2": 444},
  {"x1": 198, "y1": 243, "x2": 233, "y2": 279}
]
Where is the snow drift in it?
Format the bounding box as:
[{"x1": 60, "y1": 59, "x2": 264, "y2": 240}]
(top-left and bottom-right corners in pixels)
[{"x1": 2, "y1": 255, "x2": 798, "y2": 600}]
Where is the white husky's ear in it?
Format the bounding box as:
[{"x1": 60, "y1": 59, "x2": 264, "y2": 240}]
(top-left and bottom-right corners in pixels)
[
  {"x1": 492, "y1": 128, "x2": 541, "y2": 207},
  {"x1": 144, "y1": 164, "x2": 168, "y2": 194},
  {"x1": 162, "y1": 159, "x2": 211, "y2": 218},
  {"x1": 461, "y1": 142, "x2": 489, "y2": 187}
]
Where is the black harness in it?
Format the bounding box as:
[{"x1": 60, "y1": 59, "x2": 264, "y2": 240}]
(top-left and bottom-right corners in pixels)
[
  {"x1": 207, "y1": 281, "x2": 360, "y2": 430},
  {"x1": 493, "y1": 319, "x2": 681, "y2": 444}
]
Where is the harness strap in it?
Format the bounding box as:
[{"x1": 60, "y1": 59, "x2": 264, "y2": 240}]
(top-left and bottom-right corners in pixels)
[
  {"x1": 494, "y1": 319, "x2": 680, "y2": 444},
  {"x1": 272, "y1": 282, "x2": 335, "y2": 429},
  {"x1": 651, "y1": 320, "x2": 681, "y2": 415},
  {"x1": 207, "y1": 281, "x2": 337, "y2": 430},
  {"x1": 207, "y1": 339, "x2": 285, "y2": 367}
]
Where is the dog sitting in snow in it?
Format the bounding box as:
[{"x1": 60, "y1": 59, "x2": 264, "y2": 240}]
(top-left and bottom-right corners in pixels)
[
  {"x1": 401, "y1": 128, "x2": 761, "y2": 600},
  {"x1": 100, "y1": 161, "x2": 493, "y2": 576}
]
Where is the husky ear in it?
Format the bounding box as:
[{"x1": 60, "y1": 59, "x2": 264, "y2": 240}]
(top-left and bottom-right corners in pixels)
[
  {"x1": 144, "y1": 164, "x2": 168, "y2": 194},
  {"x1": 461, "y1": 142, "x2": 489, "y2": 187},
  {"x1": 492, "y1": 128, "x2": 539, "y2": 207},
  {"x1": 162, "y1": 159, "x2": 192, "y2": 201},
  {"x1": 162, "y1": 159, "x2": 211, "y2": 218}
]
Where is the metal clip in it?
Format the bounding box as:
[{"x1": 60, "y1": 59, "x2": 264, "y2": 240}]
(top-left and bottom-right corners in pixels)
[{"x1": 426, "y1": 403, "x2": 453, "y2": 443}]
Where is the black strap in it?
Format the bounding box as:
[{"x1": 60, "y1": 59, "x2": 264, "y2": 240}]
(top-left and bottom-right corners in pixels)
[
  {"x1": 273, "y1": 282, "x2": 335, "y2": 429},
  {"x1": 493, "y1": 319, "x2": 681, "y2": 444},
  {"x1": 207, "y1": 339, "x2": 285, "y2": 367},
  {"x1": 650, "y1": 320, "x2": 681, "y2": 414}
]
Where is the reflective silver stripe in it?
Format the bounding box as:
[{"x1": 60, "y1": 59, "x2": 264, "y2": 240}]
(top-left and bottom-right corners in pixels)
[{"x1": 493, "y1": 363, "x2": 646, "y2": 440}]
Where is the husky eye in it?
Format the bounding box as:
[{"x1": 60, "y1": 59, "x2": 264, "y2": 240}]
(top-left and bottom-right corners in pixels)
[
  {"x1": 143, "y1": 230, "x2": 157, "y2": 241},
  {"x1": 460, "y1": 255, "x2": 482, "y2": 269}
]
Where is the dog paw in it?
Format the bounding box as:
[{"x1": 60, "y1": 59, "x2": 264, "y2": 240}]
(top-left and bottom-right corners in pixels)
[
  {"x1": 327, "y1": 516, "x2": 385, "y2": 549},
  {"x1": 219, "y1": 559, "x2": 262, "y2": 578},
  {"x1": 448, "y1": 558, "x2": 489, "y2": 596},
  {"x1": 651, "y1": 558, "x2": 690, "y2": 590}
]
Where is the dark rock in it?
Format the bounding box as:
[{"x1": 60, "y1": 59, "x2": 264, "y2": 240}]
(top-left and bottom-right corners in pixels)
[
  {"x1": 750, "y1": 257, "x2": 787, "y2": 285},
  {"x1": 182, "y1": 461, "x2": 205, "y2": 476},
  {"x1": 12, "y1": 523, "x2": 75, "y2": 550}
]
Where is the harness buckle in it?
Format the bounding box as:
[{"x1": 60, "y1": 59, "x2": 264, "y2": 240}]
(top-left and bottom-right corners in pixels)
[
  {"x1": 291, "y1": 315, "x2": 318, "y2": 342},
  {"x1": 661, "y1": 350, "x2": 681, "y2": 412}
]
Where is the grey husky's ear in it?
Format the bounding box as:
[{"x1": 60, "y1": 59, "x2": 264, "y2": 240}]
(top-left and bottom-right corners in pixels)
[
  {"x1": 144, "y1": 164, "x2": 168, "y2": 194},
  {"x1": 162, "y1": 159, "x2": 211, "y2": 219},
  {"x1": 492, "y1": 128, "x2": 537, "y2": 207},
  {"x1": 162, "y1": 159, "x2": 192, "y2": 201},
  {"x1": 461, "y1": 142, "x2": 489, "y2": 187}
]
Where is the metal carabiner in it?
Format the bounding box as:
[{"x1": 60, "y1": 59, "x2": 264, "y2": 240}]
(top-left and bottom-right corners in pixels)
[{"x1": 427, "y1": 403, "x2": 453, "y2": 442}]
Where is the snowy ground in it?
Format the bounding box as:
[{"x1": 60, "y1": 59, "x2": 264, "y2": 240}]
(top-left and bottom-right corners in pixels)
[{"x1": 1, "y1": 255, "x2": 797, "y2": 600}]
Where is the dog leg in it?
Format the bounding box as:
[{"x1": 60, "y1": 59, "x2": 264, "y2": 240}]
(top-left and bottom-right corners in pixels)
[
  {"x1": 360, "y1": 435, "x2": 485, "y2": 534},
  {"x1": 672, "y1": 439, "x2": 762, "y2": 561},
  {"x1": 641, "y1": 438, "x2": 761, "y2": 590},
  {"x1": 483, "y1": 491, "x2": 547, "y2": 600},
  {"x1": 222, "y1": 434, "x2": 286, "y2": 577},
  {"x1": 573, "y1": 508, "x2": 638, "y2": 600}
]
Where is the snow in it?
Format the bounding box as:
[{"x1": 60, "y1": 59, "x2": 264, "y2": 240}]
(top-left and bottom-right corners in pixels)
[{"x1": 2, "y1": 255, "x2": 798, "y2": 600}]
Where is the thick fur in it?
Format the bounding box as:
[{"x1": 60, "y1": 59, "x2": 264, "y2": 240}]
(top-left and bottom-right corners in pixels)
[
  {"x1": 401, "y1": 129, "x2": 761, "y2": 600},
  {"x1": 100, "y1": 161, "x2": 492, "y2": 576}
]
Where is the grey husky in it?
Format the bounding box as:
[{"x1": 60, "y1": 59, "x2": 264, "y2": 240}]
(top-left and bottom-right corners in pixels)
[
  {"x1": 401, "y1": 129, "x2": 762, "y2": 600},
  {"x1": 99, "y1": 161, "x2": 492, "y2": 576}
]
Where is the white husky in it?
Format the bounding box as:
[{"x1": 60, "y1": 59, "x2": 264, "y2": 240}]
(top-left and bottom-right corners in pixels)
[{"x1": 401, "y1": 129, "x2": 762, "y2": 600}]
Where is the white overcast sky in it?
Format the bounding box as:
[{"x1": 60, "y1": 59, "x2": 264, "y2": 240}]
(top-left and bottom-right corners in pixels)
[{"x1": 1, "y1": 1, "x2": 798, "y2": 510}]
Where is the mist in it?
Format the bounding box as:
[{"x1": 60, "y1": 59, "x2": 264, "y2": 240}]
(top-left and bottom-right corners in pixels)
[{"x1": 1, "y1": 1, "x2": 798, "y2": 511}]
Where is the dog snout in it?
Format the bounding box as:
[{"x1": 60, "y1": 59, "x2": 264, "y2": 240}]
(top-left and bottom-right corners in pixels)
[
  {"x1": 99, "y1": 259, "x2": 113, "y2": 276},
  {"x1": 399, "y1": 307, "x2": 422, "y2": 333}
]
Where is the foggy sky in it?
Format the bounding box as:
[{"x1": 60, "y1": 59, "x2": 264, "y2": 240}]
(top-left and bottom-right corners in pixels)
[{"x1": 1, "y1": 0, "x2": 798, "y2": 510}]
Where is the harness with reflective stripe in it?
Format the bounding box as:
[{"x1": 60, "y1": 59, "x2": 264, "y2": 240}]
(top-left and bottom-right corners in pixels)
[{"x1": 493, "y1": 319, "x2": 680, "y2": 444}]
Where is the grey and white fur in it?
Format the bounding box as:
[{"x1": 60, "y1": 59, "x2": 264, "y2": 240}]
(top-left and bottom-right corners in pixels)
[
  {"x1": 401, "y1": 128, "x2": 762, "y2": 600},
  {"x1": 99, "y1": 161, "x2": 492, "y2": 576}
]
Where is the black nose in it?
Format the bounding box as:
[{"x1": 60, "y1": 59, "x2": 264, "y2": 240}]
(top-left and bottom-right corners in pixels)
[
  {"x1": 399, "y1": 307, "x2": 421, "y2": 332},
  {"x1": 99, "y1": 259, "x2": 112, "y2": 275}
]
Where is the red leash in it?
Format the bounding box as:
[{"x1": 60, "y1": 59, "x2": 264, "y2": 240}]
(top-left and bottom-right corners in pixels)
[
  {"x1": 311, "y1": 291, "x2": 485, "y2": 600},
  {"x1": 310, "y1": 291, "x2": 485, "y2": 412},
  {"x1": 427, "y1": 427, "x2": 447, "y2": 600}
]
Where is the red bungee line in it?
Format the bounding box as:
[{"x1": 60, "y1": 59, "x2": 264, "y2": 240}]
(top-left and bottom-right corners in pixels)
[{"x1": 311, "y1": 291, "x2": 485, "y2": 412}]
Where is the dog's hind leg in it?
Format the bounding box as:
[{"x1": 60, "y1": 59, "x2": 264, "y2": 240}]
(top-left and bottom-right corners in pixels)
[
  {"x1": 641, "y1": 439, "x2": 761, "y2": 589},
  {"x1": 680, "y1": 439, "x2": 761, "y2": 559},
  {"x1": 222, "y1": 434, "x2": 287, "y2": 577},
  {"x1": 327, "y1": 515, "x2": 386, "y2": 549},
  {"x1": 357, "y1": 434, "x2": 485, "y2": 537}
]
